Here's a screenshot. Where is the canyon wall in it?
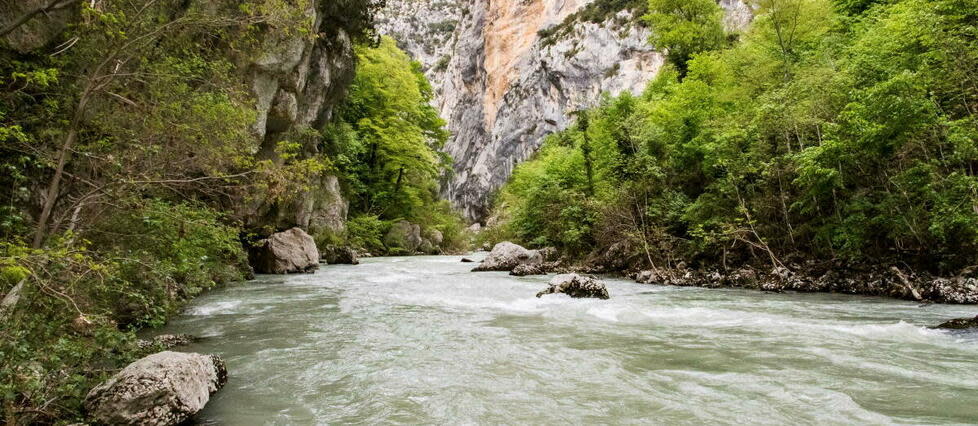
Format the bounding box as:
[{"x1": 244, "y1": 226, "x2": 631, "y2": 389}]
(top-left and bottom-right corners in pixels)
[{"x1": 378, "y1": 0, "x2": 751, "y2": 221}]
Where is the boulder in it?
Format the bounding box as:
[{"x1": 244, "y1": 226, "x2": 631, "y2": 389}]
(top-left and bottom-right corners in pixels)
[
  {"x1": 321, "y1": 245, "x2": 359, "y2": 265},
  {"x1": 419, "y1": 239, "x2": 438, "y2": 254},
  {"x1": 84, "y1": 352, "x2": 228, "y2": 426},
  {"x1": 472, "y1": 242, "x2": 542, "y2": 272},
  {"x1": 461, "y1": 258, "x2": 475, "y2": 263},
  {"x1": 934, "y1": 315, "x2": 978, "y2": 330},
  {"x1": 249, "y1": 228, "x2": 319, "y2": 274},
  {"x1": 384, "y1": 221, "x2": 422, "y2": 253},
  {"x1": 536, "y1": 274, "x2": 610, "y2": 299},
  {"x1": 538, "y1": 247, "x2": 558, "y2": 261},
  {"x1": 424, "y1": 229, "x2": 444, "y2": 246},
  {"x1": 510, "y1": 263, "x2": 547, "y2": 276}
]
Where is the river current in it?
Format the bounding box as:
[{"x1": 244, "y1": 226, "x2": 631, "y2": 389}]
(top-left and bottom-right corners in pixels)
[{"x1": 159, "y1": 254, "x2": 978, "y2": 424}]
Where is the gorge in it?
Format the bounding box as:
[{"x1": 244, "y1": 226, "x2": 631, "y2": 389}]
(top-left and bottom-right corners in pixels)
[
  {"x1": 2, "y1": 0, "x2": 978, "y2": 424},
  {"x1": 378, "y1": 0, "x2": 752, "y2": 221}
]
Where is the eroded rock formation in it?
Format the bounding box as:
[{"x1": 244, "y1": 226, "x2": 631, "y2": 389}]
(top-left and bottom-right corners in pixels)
[{"x1": 378, "y1": 0, "x2": 752, "y2": 221}]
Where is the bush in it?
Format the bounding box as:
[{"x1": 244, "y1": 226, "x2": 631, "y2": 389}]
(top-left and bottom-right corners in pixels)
[{"x1": 0, "y1": 200, "x2": 248, "y2": 423}]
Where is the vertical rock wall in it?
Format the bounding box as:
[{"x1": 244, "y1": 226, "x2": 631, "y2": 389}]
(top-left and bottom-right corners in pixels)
[{"x1": 378, "y1": 0, "x2": 751, "y2": 222}]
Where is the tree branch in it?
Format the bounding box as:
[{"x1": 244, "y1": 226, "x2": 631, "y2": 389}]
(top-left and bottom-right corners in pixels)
[{"x1": 0, "y1": 0, "x2": 83, "y2": 39}]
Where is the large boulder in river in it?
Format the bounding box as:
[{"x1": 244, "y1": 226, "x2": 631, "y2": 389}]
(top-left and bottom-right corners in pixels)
[
  {"x1": 84, "y1": 351, "x2": 228, "y2": 426},
  {"x1": 321, "y1": 244, "x2": 359, "y2": 265},
  {"x1": 934, "y1": 315, "x2": 978, "y2": 330},
  {"x1": 472, "y1": 242, "x2": 542, "y2": 272},
  {"x1": 249, "y1": 227, "x2": 319, "y2": 274},
  {"x1": 384, "y1": 220, "x2": 422, "y2": 253},
  {"x1": 536, "y1": 274, "x2": 610, "y2": 299}
]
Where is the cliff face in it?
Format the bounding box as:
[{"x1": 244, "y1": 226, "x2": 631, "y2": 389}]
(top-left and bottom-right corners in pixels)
[
  {"x1": 244, "y1": 3, "x2": 354, "y2": 236},
  {"x1": 378, "y1": 0, "x2": 751, "y2": 221}
]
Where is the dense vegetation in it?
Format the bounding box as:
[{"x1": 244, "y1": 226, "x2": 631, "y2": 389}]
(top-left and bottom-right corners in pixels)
[
  {"x1": 0, "y1": 0, "x2": 462, "y2": 423},
  {"x1": 324, "y1": 36, "x2": 467, "y2": 255},
  {"x1": 495, "y1": 0, "x2": 978, "y2": 274}
]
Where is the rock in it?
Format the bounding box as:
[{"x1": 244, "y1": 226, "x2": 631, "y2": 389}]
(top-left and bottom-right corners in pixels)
[
  {"x1": 137, "y1": 334, "x2": 197, "y2": 351},
  {"x1": 461, "y1": 258, "x2": 475, "y2": 263},
  {"x1": 536, "y1": 274, "x2": 610, "y2": 299},
  {"x1": 1, "y1": 0, "x2": 75, "y2": 53},
  {"x1": 538, "y1": 247, "x2": 558, "y2": 261},
  {"x1": 241, "y1": 6, "x2": 356, "y2": 234},
  {"x1": 321, "y1": 245, "x2": 359, "y2": 265},
  {"x1": 510, "y1": 263, "x2": 547, "y2": 276},
  {"x1": 934, "y1": 315, "x2": 978, "y2": 330},
  {"x1": 84, "y1": 352, "x2": 228, "y2": 426},
  {"x1": 419, "y1": 238, "x2": 438, "y2": 254},
  {"x1": 424, "y1": 229, "x2": 444, "y2": 246},
  {"x1": 71, "y1": 315, "x2": 96, "y2": 335},
  {"x1": 468, "y1": 223, "x2": 483, "y2": 232},
  {"x1": 384, "y1": 220, "x2": 423, "y2": 253},
  {"x1": 249, "y1": 227, "x2": 319, "y2": 274},
  {"x1": 472, "y1": 242, "x2": 542, "y2": 272}
]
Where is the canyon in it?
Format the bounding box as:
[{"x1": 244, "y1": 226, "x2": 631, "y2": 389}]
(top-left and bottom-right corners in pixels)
[{"x1": 377, "y1": 0, "x2": 752, "y2": 221}]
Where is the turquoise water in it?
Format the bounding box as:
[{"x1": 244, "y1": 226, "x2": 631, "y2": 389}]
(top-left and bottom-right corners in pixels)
[{"x1": 160, "y1": 254, "x2": 978, "y2": 424}]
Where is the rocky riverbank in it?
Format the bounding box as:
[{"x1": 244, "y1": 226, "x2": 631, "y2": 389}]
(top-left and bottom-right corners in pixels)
[{"x1": 622, "y1": 262, "x2": 978, "y2": 305}]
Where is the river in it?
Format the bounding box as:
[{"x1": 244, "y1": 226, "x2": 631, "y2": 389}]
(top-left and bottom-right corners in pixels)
[{"x1": 158, "y1": 254, "x2": 978, "y2": 424}]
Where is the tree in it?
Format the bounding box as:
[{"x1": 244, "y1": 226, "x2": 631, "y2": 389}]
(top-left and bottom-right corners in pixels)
[
  {"x1": 332, "y1": 36, "x2": 449, "y2": 219},
  {"x1": 645, "y1": 0, "x2": 726, "y2": 78}
]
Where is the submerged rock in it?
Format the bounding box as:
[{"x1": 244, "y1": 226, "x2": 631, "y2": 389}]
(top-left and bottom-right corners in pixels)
[
  {"x1": 934, "y1": 316, "x2": 978, "y2": 330},
  {"x1": 536, "y1": 274, "x2": 610, "y2": 299},
  {"x1": 249, "y1": 228, "x2": 319, "y2": 274},
  {"x1": 321, "y1": 245, "x2": 359, "y2": 265},
  {"x1": 460, "y1": 257, "x2": 475, "y2": 263},
  {"x1": 84, "y1": 351, "x2": 227, "y2": 426},
  {"x1": 510, "y1": 263, "x2": 547, "y2": 276},
  {"x1": 472, "y1": 242, "x2": 542, "y2": 272}
]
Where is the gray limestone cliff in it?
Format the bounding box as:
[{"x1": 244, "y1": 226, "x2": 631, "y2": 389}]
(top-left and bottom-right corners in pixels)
[
  {"x1": 378, "y1": 0, "x2": 751, "y2": 221},
  {"x1": 243, "y1": 4, "x2": 354, "y2": 236}
]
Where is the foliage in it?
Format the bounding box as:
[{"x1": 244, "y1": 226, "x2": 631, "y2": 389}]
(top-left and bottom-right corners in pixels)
[
  {"x1": 497, "y1": 0, "x2": 978, "y2": 273},
  {"x1": 644, "y1": 0, "x2": 727, "y2": 78},
  {"x1": 0, "y1": 200, "x2": 246, "y2": 423},
  {"x1": 0, "y1": 0, "x2": 388, "y2": 423},
  {"x1": 326, "y1": 36, "x2": 467, "y2": 253}
]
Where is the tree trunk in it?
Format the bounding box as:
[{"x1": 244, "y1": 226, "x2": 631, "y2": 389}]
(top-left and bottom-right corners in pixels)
[{"x1": 32, "y1": 127, "x2": 77, "y2": 248}]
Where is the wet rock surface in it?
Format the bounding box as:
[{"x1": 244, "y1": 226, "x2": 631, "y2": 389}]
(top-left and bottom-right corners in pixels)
[
  {"x1": 630, "y1": 263, "x2": 978, "y2": 304},
  {"x1": 472, "y1": 242, "x2": 542, "y2": 272},
  {"x1": 934, "y1": 316, "x2": 978, "y2": 330},
  {"x1": 536, "y1": 274, "x2": 610, "y2": 299},
  {"x1": 84, "y1": 351, "x2": 228, "y2": 426},
  {"x1": 510, "y1": 263, "x2": 547, "y2": 276}
]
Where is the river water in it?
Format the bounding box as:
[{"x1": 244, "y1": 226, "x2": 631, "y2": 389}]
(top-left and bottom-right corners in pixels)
[{"x1": 159, "y1": 254, "x2": 978, "y2": 425}]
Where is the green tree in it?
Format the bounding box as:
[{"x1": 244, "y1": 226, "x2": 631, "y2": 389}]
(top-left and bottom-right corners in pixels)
[{"x1": 645, "y1": 0, "x2": 726, "y2": 78}]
